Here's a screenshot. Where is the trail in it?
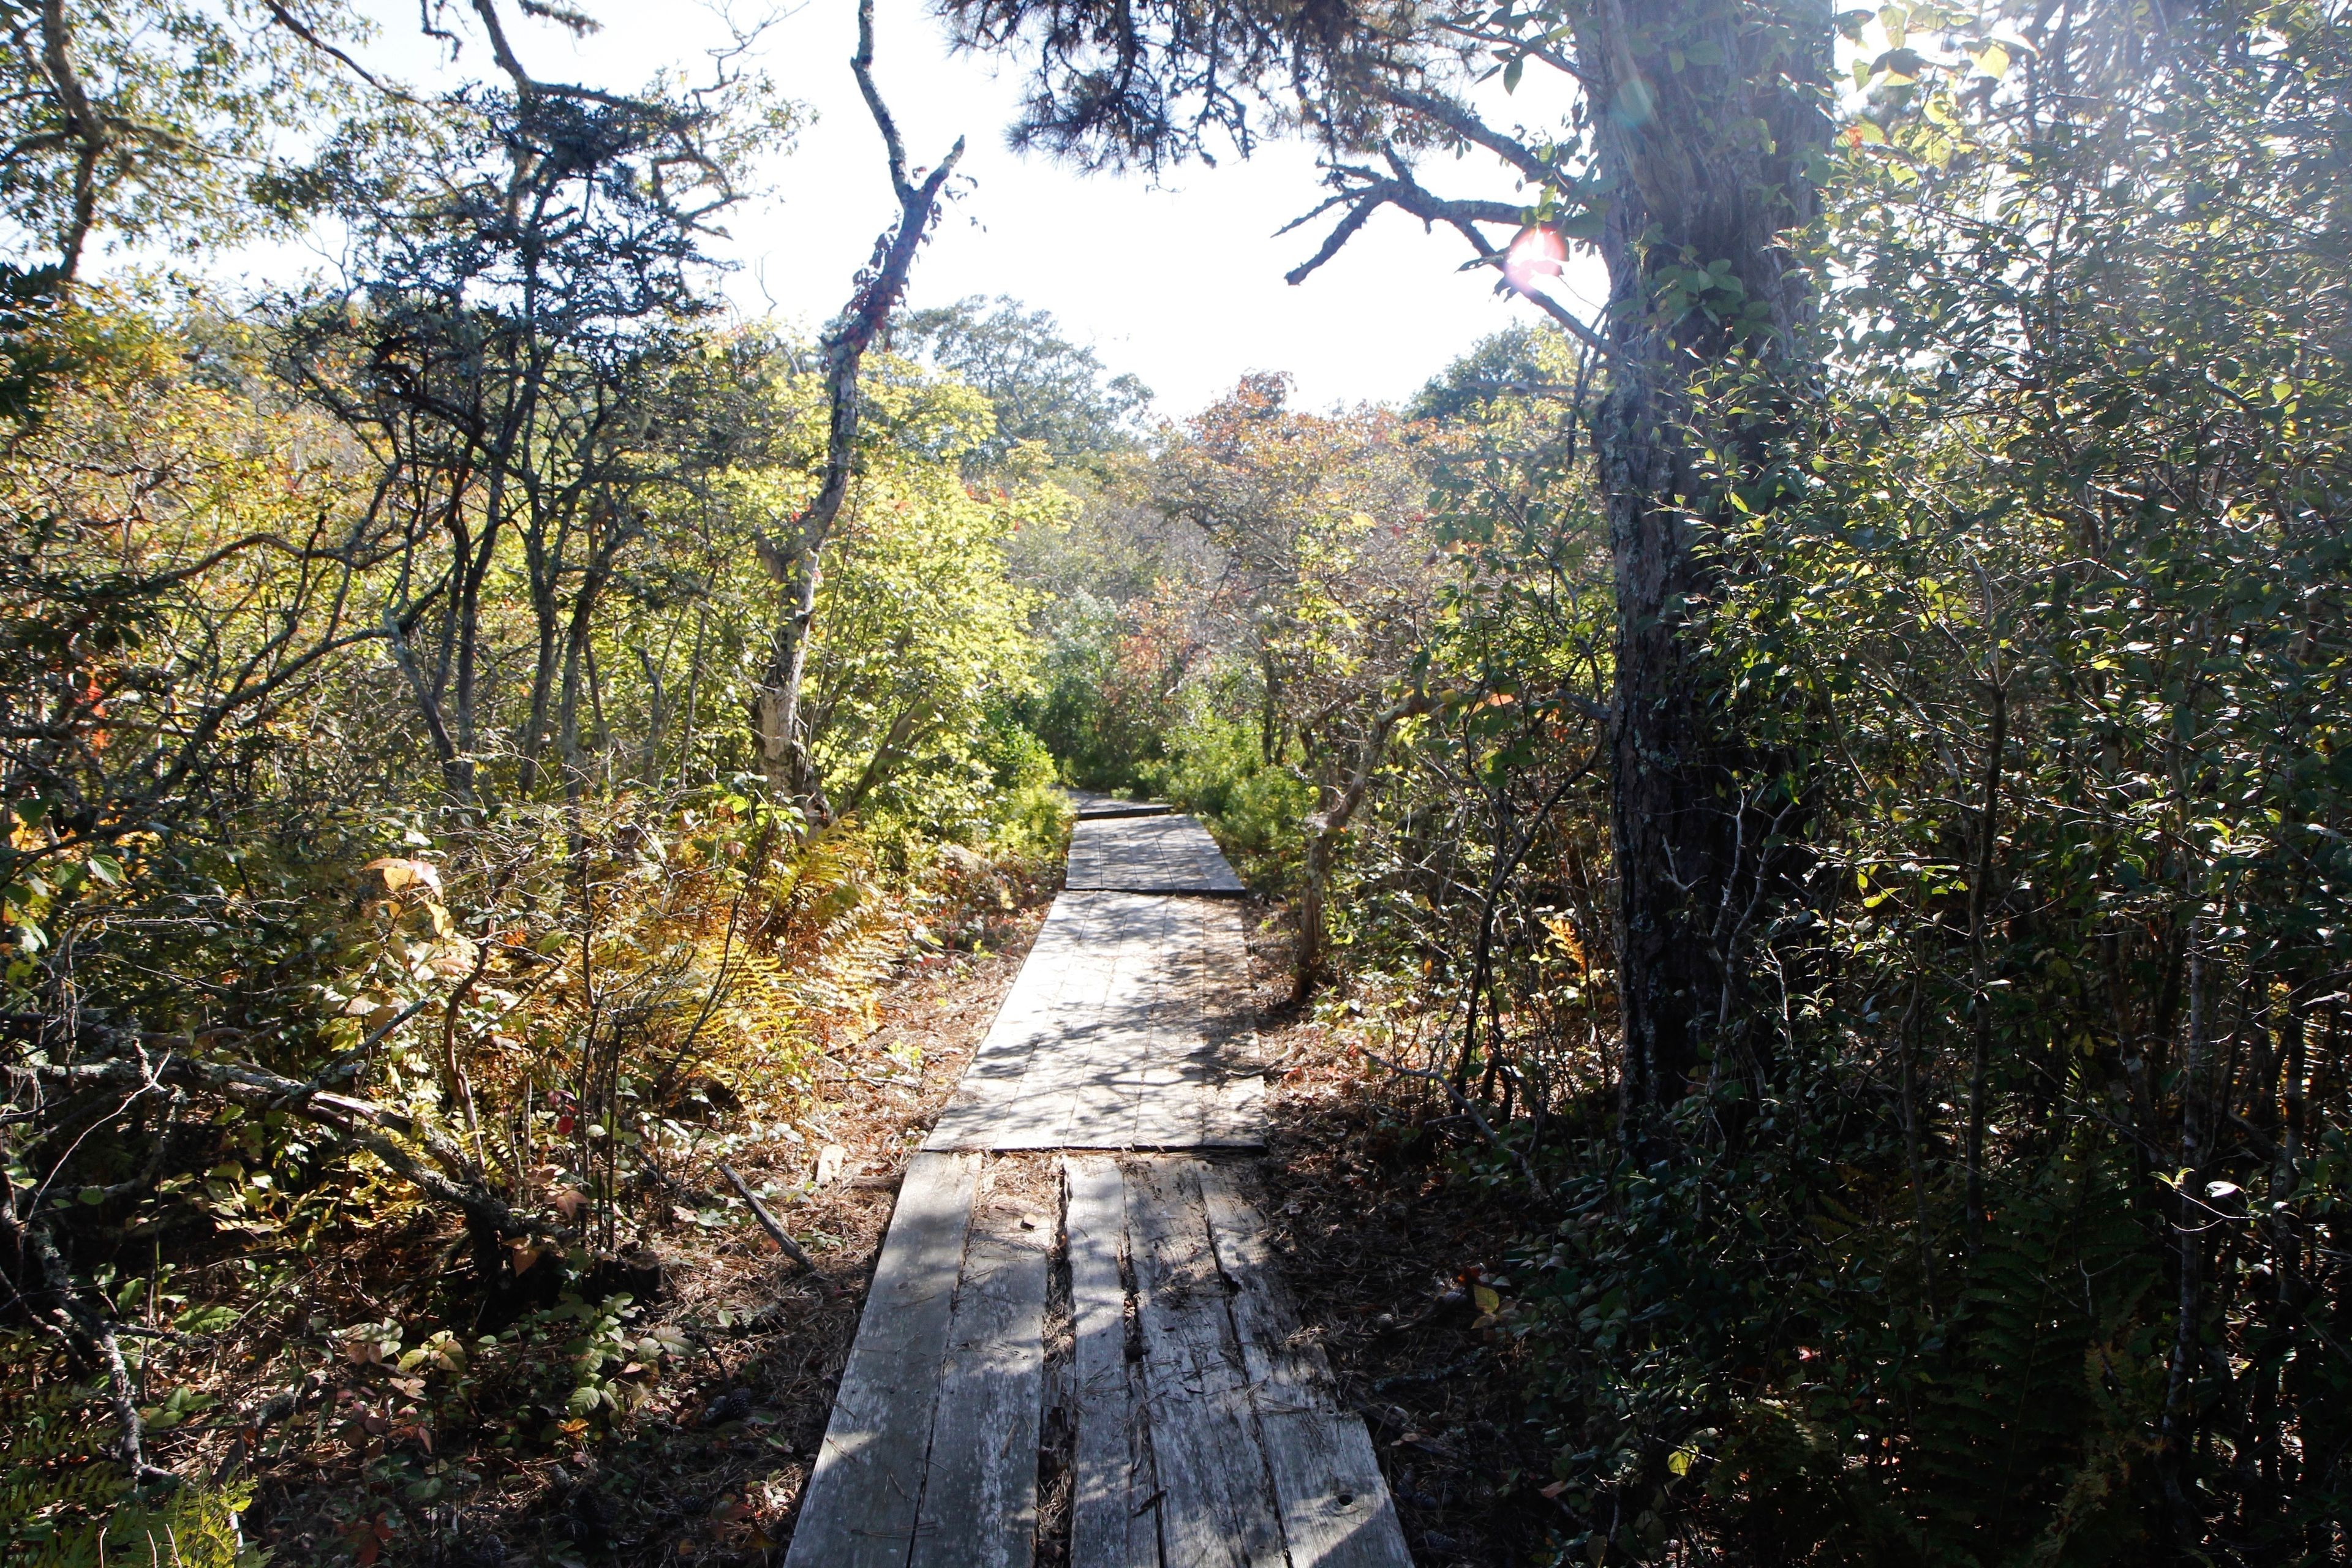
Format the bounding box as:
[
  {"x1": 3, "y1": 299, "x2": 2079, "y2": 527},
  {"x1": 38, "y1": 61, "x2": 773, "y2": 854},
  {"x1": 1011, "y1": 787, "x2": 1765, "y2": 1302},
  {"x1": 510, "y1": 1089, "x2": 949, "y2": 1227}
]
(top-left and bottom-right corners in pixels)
[{"x1": 783, "y1": 799, "x2": 1411, "y2": 1566}]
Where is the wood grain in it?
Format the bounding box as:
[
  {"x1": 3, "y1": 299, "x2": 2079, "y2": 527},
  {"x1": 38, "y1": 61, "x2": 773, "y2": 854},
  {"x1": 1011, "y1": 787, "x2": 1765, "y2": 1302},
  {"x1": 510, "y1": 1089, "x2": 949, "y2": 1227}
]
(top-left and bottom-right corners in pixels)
[
  {"x1": 1198, "y1": 1166, "x2": 1412, "y2": 1568},
  {"x1": 1122, "y1": 1158, "x2": 1284, "y2": 1568},
  {"x1": 783, "y1": 1152, "x2": 981, "y2": 1568},
  {"x1": 1066, "y1": 1156, "x2": 1159, "y2": 1568},
  {"x1": 910, "y1": 1173, "x2": 1054, "y2": 1568}
]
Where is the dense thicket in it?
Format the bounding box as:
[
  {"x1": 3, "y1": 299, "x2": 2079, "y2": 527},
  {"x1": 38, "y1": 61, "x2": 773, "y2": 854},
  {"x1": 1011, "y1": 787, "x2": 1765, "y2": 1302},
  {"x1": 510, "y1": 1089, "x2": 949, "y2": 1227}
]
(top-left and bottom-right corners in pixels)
[
  {"x1": 1014, "y1": 1, "x2": 2352, "y2": 1562},
  {"x1": 0, "y1": 6, "x2": 1078, "y2": 1559}
]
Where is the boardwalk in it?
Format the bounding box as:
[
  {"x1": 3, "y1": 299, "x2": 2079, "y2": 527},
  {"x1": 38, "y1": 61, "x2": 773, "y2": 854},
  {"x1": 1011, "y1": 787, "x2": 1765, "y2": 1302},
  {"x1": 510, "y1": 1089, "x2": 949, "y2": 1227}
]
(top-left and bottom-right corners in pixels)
[{"x1": 785, "y1": 811, "x2": 1410, "y2": 1568}]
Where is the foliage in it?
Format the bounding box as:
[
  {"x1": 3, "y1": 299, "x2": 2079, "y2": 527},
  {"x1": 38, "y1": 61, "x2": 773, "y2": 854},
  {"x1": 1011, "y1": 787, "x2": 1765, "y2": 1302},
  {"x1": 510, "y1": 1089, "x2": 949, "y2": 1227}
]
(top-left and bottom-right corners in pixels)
[
  {"x1": 1, "y1": 1341, "x2": 257, "y2": 1567},
  {"x1": 893, "y1": 293, "x2": 1153, "y2": 474},
  {"x1": 0, "y1": 0, "x2": 354, "y2": 280},
  {"x1": 1009, "y1": 4, "x2": 2352, "y2": 1560},
  {"x1": 0, "y1": 39, "x2": 1071, "y2": 1548}
]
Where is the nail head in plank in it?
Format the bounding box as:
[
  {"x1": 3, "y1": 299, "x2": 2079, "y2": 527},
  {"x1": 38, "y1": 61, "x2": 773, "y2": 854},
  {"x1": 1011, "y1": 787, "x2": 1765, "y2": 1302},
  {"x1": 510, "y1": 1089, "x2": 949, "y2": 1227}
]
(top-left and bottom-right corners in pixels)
[
  {"x1": 1196, "y1": 1166, "x2": 1412, "y2": 1568},
  {"x1": 1123, "y1": 1157, "x2": 1285, "y2": 1568},
  {"x1": 911, "y1": 1177, "x2": 1054, "y2": 1568},
  {"x1": 785, "y1": 1152, "x2": 982, "y2": 1568},
  {"x1": 1066, "y1": 1156, "x2": 1159, "y2": 1568}
]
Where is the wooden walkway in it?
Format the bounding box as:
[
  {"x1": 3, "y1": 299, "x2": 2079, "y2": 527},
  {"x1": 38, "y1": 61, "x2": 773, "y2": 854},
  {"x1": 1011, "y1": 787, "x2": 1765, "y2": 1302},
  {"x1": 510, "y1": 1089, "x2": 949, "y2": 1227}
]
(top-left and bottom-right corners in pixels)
[
  {"x1": 785, "y1": 813, "x2": 1409, "y2": 1568},
  {"x1": 1065, "y1": 815, "x2": 1247, "y2": 896},
  {"x1": 1066, "y1": 789, "x2": 1174, "y2": 821},
  {"x1": 925, "y1": 893, "x2": 1262, "y2": 1153}
]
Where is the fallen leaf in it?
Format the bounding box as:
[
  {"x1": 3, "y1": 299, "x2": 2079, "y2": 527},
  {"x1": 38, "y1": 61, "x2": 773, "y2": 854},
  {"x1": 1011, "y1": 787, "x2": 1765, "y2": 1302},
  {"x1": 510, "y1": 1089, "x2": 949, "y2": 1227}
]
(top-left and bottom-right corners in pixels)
[
  {"x1": 1472, "y1": 1284, "x2": 1501, "y2": 1315},
  {"x1": 1539, "y1": 1480, "x2": 1568, "y2": 1501},
  {"x1": 815, "y1": 1144, "x2": 846, "y2": 1185}
]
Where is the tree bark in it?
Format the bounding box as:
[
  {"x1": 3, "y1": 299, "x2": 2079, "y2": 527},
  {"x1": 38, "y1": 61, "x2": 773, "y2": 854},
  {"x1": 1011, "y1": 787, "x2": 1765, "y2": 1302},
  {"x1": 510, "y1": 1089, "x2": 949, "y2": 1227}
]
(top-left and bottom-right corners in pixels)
[{"x1": 1576, "y1": 0, "x2": 1833, "y2": 1133}]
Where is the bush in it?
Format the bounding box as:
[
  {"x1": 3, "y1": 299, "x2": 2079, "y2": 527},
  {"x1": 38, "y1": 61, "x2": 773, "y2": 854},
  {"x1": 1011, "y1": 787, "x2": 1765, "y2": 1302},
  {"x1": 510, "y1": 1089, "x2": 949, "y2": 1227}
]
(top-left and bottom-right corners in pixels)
[{"x1": 1139, "y1": 703, "x2": 1312, "y2": 894}]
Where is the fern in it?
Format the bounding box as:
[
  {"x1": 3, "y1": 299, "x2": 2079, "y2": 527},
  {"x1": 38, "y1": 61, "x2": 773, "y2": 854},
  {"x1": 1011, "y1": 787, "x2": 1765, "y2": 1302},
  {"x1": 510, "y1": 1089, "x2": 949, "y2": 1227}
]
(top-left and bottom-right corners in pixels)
[
  {"x1": 1901, "y1": 1157, "x2": 2162, "y2": 1566},
  {"x1": 0, "y1": 1345, "x2": 257, "y2": 1568}
]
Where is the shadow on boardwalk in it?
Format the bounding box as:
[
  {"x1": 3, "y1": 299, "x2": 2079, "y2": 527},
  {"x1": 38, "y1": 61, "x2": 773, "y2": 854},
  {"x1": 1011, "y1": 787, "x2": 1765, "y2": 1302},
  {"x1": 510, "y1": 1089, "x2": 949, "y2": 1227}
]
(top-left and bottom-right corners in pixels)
[{"x1": 780, "y1": 812, "x2": 1414, "y2": 1567}]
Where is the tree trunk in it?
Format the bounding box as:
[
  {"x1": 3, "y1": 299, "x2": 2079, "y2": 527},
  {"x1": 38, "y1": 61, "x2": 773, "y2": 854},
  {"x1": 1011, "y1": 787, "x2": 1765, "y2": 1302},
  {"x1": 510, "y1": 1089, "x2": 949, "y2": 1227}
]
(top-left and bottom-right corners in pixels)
[
  {"x1": 1293, "y1": 685, "x2": 1436, "y2": 1003},
  {"x1": 750, "y1": 0, "x2": 963, "y2": 823},
  {"x1": 1578, "y1": 0, "x2": 1832, "y2": 1131}
]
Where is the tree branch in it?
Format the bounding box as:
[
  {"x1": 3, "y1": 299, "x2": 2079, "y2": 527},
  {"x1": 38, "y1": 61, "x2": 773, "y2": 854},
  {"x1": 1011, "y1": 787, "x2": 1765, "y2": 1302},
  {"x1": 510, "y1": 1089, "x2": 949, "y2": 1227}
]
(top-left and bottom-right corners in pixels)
[
  {"x1": 720, "y1": 1163, "x2": 834, "y2": 1298},
  {"x1": 752, "y1": 0, "x2": 965, "y2": 820}
]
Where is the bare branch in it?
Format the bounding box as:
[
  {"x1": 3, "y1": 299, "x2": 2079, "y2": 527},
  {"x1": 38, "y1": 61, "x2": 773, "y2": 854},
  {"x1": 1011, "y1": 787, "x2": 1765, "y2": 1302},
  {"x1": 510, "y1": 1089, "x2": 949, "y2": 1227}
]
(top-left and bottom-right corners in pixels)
[
  {"x1": 752, "y1": 1, "x2": 965, "y2": 818},
  {"x1": 1376, "y1": 83, "x2": 1561, "y2": 186},
  {"x1": 464, "y1": 0, "x2": 669, "y2": 112},
  {"x1": 851, "y1": 0, "x2": 913, "y2": 202},
  {"x1": 258, "y1": 1, "x2": 412, "y2": 100},
  {"x1": 720, "y1": 1162, "x2": 836, "y2": 1298}
]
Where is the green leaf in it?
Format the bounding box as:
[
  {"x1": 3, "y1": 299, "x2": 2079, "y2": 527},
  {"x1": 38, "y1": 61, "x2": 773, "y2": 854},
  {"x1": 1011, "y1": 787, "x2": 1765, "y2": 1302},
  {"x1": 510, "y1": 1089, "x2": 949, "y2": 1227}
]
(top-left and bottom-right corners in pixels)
[{"x1": 1557, "y1": 207, "x2": 1605, "y2": 241}]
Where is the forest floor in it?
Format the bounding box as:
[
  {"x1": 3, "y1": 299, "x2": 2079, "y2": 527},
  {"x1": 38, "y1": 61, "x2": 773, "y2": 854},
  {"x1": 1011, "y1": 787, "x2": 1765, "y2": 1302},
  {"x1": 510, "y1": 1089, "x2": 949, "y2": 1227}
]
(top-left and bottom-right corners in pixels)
[
  {"x1": 230, "y1": 896, "x2": 1052, "y2": 1567},
  {"x1": 221, "y1": 888, "x2": 1551, "y2": 1566},
  {"x1": 1246, "y1": 935, "x2": 1566, "y2": 1568}
]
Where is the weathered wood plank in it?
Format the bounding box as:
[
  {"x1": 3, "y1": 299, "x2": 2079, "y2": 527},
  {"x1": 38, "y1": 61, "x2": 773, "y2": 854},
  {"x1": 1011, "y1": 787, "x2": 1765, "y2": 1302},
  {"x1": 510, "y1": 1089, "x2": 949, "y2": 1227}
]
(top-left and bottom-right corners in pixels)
[
  {"x1": 1066, "y1": 789, "x2": 1172, "y2": 820},
  {"x1": 1197, "y1": 1166, "x2": 1412, "y2": 1568},
  {"x1": 1066, "y1": 1156, "x2": 1158, "y2": 1568},
  {"x1": 1122, "y1": 1158, "x2": 1284, "y2": 1568},
  {"x1": 927, "y1": 899, "x2": 1104, "y2": 1149},
  {"x1": 929, "y1": 895, "x2": 1262, "y2": 1154},
  {"x1": 786, "y1": 1152, "x2": 983, "y2": 1568},
  {"x1": 1066, "y1": 816, "x2": 1246, "y2": 895},
  {"x1": 1197, "y1": 1071, "x2": 1267, "y2": 1150},
  {"x1": 910, "y1": 1170, "x2": 1054, "y2": 1568}
]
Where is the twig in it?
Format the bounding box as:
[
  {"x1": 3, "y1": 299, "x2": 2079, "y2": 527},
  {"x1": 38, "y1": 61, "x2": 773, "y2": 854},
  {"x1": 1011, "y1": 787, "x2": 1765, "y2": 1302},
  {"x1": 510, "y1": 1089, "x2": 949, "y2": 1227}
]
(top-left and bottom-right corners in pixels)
[
  {"x1": 719, "y1": 1163, "x2": 835, "y2": 1299},
  {"x1": 24, "y1": 1223, "x2": 175, "y2": 1488},
  {"x1": 630, "y1": 1142, "x2": 718, "y2": 1207},
  {"x1": 1372, "y1": 1351, "x2": 1483, "y2": 1393},
  {"x1": 1357, "y1": 1045, "x2": 1544, "y2": 1198}
]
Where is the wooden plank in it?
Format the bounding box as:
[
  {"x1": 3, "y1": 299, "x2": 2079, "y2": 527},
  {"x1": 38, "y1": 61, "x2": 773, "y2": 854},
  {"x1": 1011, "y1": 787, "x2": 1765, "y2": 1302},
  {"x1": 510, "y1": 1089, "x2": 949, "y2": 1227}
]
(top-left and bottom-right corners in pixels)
[
  {"x1": 1066, "y1": 816, "x2": 1246, "y2": 895},
  {"x1": 1066, "y1": 1157, "x2": 1158, "y2": 1568},
  {"x1": 1122, "y1": 1158, "x2": 1284, "y2": 1568},
  {"x1": 930, "y1": 895, "x2": 1263, "y2": 1155},
  {"x1": 1197, "y1": 1167, "x2": 1412, "y2": 1568},
  {"x1": 927, "y1": 898, "x2": 1098, "y2": 1148},
  {"x1": 785, "y1": 1152, "x2": 982, "y2": 1568},
  {"x1": 911, "y1": 1170, "x2": 1054, "y2": 1568},
  {"x1": 1066, "y1": 789, "x2": 1172, "y2": 820},
  {"x1": 1020, "y1": 900, "x2": 1168, "y2": 1148},
  {"x1": 1197, "y1": 1071, "x2": 1267, "y2": 1150}
]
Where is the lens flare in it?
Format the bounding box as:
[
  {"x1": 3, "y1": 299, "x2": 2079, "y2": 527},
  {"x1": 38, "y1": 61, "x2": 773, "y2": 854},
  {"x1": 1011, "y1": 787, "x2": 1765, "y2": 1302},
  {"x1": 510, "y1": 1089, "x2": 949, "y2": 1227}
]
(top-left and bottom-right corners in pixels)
[{"x1": 1502, "y1": 224, "x2": 1568, "y2": 297}]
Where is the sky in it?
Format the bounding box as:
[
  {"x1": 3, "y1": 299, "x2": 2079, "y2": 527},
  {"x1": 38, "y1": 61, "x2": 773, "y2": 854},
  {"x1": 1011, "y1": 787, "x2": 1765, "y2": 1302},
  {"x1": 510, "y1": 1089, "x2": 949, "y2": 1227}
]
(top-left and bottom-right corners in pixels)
[{"x1": 226, "y1": 0, "x2": 1608, "y2": 418}]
